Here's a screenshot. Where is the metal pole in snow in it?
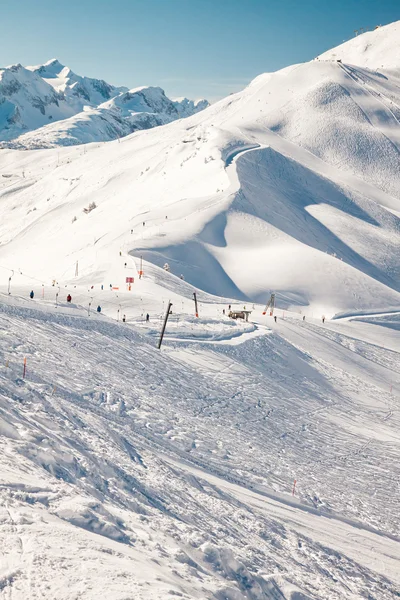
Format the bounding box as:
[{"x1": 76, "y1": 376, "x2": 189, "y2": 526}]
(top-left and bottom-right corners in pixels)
[
  {"x1": 292, "y1": 480, "x2": 297, "y2": 496},
  {"x1": 23, "y1": 357, "x2": 27, "y2": 379},
  {"x1": 8, "y1": 270, "x2": 14, "y2": 295},
  {"x1": 158, "y1": 301, "x2": 172, "y2": 349},
  {"x1": 193, "y1": 292, "x2": 199, "y2": 318}
]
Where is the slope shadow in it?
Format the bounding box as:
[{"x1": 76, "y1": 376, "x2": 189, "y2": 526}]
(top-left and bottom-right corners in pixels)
[{"x1": 232, "y1": 147, "x2": 400, "y2": 292}]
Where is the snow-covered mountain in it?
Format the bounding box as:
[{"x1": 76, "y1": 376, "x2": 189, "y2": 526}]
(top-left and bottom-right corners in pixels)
[
  {"x1": 27, "y1": 58, "x2": 128, "y2": 110},
  {"x1": 1, "y1": 21, "x2": 399, "y2": 317},
  {"x1": 318, "y1": 20, "x2": 400, "y2": 69},
  {"x1": 173, "y1": 96, "x2": 209, "y2": 118},
  {"x1": 0, "y1": 60, "x2": 210, "y2": 147},
  {"x1": 1, "y1": 20, "x2": 400, "y2": 600},
  {"x1": 0, "y1": 63, "x2": 77, "y2": 141}
]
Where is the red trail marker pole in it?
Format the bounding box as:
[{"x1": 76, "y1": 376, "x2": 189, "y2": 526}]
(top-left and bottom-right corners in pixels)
[
  {"x1": 292, "y1": 479, "x2": 297, "y2": 496},
  {"x1": 23, "y1": 357, "x2": 27, "y2": 379}
]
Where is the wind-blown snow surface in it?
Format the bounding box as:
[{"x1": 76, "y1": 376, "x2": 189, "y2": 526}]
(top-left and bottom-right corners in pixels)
[{"x1": 0, "y1": 288, "x2": 399, "y2": 599}]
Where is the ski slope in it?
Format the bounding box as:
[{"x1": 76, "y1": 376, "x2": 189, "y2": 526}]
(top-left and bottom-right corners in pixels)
[
  {"x1": 1, "y1": 46, "x2": 400, "y2": 315},
  {"x1": 319, "y1": 20, "x2": 400, "y2": 69},
  {"x1": 0, "y1": 288, "x2": 399, "y2": 599},
  {"x1": 1, "y1": 20, "x2": 400, "y2": 599}
]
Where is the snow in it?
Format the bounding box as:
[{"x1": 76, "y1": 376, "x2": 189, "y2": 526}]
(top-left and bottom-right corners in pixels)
[
  {"x1": 0, "y1": 62, "x2": 209, "y2": 148},
  {"x1": 318, "y1": 20, "x2": 400, "y2": 70},
  {"x1": 0, "y1": 20, "x2": 399, "y2": 599},
  {"x1": 0, "y1": 288, "x2": 399, "y2": 598},
  {"x1": 1, "y1": 52, "x2": 399, "y2": 315}
]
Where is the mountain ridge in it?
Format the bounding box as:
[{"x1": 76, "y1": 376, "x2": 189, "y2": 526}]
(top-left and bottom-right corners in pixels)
[{"x1": 0, "y1": 59, "x2": 210, "y2": 147}]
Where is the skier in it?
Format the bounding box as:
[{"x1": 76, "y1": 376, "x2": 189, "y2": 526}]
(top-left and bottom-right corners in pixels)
[
  {"x1": 222, "y1": 309, "x2": 225, "y2": 315},
  {"x1": 143, "y1": 222, "x2": 145, "y2": 227},
  {"x1": 29, "y1": 290, "x2": 34, "y2": 299},
  {"x1": 101, "y1": 284, "x2": 104, "y2": 290},
  {"x1": 228, "y1": 304, "x2": 231, "y2": 310},
  {"x1": 146, "y1": 313, "x2": 150, "y2": 322},
  {"x1": 124, "y1": 262, "x2": 127, "y2": 268},
  {"x1": 67, "y1": 294, "x2": 72, "y2": 303},
  {"x1": 322, "y1": 316, "x2": 325, "y2": 323},
  {"x1": 122, "y1": 314, "x2": 126, "y2": 323},
  {"x1": 97, "y1": 305, "x2": 101, "y2": 313},
  {"x1": 274, "y1": 315, "x2": 277, "y2": 323},
  {"x1": 119, "y1": 251, "x2": 122, "y2": 256},
  {"x1": 303, "y1": 315, "x2": 305, "y2": 321}
]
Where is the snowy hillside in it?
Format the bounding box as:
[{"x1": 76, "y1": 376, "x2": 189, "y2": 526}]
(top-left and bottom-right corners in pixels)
[
  {"x1": 319, "y1": 20, "x2": 400, "y2": 69},
  {"x1": 1, "y1": 32, "x2": 400, "y2": 316},
  {"x1": 0, "y1": 283, "x2": 399, "y2": 599},
  {"x1": 1, "y1": 20, "x2": 400, "y2": 599},
  {"x1": 0, "y1": 60, "x2": 209, "y2": 147}
]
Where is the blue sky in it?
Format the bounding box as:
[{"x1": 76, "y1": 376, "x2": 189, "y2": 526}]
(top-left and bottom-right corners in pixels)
[{"x1": 1, "y1": 0, "x2": 399, "y2": 101}]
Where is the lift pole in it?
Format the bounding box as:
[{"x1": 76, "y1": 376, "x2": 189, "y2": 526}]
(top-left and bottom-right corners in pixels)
[
  {"x1": 139, "y1": 255, "x2": 143, "y2": 279},
  {"x1": 193, "y1": 292, "x2": 199, "y2": 318},
  {"x1": 7, "y1": 270, "x2": 14, "y2": 295},
  {"x1": 158, "y1": 301, "x2": 172, "y2": 349},
  {"x1": 262, "y1": 293, "x2": 275, "y2": 316}
]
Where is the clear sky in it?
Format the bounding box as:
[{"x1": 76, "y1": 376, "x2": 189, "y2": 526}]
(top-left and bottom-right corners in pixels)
[{"x1": 1, "y1": 0, "x2": 399, "y2": 101}]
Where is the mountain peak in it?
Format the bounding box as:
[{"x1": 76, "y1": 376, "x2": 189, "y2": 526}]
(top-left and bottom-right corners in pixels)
[{"x1": 318, "y1": 19, "x2": 400, "y2": 69}]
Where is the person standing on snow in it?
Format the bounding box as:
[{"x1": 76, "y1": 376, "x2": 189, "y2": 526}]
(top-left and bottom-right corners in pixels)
[
  {"x1": 29, "y1": 290, "x2": 34, "y2": 299},
  {"x1": 67, "y1": 294, "x2": 72, "y2": 303},
  {"x1": 97, "y1": 305, "x2": 101, "y2": 313},
  {"x1": 146, "y1": 313, "x2": 150, "y2": 322}
]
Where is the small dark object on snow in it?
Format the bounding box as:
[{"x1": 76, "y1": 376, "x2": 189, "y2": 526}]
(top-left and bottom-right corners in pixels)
[
  {"x1": 29, "y1": 290, "x2": 34, "y2": 299},
  {"x1": 97, "y1": 305, "x2": 101, "y2": 313},
  {"x1": 67, "y1": 294, "x2": 72, "y2": 303}
]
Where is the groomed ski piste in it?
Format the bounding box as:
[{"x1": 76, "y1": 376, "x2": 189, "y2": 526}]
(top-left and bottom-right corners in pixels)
[{"x1": 1, "y1": 20, "x2": 400, "y2": 600}]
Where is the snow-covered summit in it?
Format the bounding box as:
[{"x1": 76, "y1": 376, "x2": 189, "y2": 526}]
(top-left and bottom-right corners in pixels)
[
  {"x1": 27, "y1": 58, "x2": 128, "y2": 111},
  {"x1": 173, "y1": 96, "x2": 210, "y2": 118},
  {"x1": 318, "y1": 19, "x2": 400, "y2": 69},
  {"x1": 0, "y1": 61, "x2": 210, "y2": 147},
  {"x1": 0, "y1": 63, "x2": 76, "y2": 141}
]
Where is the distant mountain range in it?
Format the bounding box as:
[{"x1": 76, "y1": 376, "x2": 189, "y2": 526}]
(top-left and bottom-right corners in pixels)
[{"x1": 0, "y1": 59, "x2": 209, "y2": 148}]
